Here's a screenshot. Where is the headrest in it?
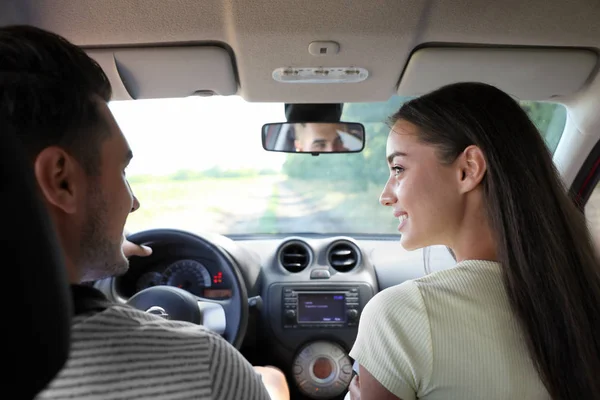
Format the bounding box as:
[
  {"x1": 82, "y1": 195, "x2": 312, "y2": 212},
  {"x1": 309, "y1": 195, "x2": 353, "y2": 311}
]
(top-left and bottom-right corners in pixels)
[{"x1": 1, "y1": 122, "x2": 72, "y2": 399}]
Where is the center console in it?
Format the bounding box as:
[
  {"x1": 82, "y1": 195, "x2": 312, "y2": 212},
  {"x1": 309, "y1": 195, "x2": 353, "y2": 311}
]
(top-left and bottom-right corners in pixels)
[{"x1": 266, "y1": 282, "x2": 374, "y2": 399}]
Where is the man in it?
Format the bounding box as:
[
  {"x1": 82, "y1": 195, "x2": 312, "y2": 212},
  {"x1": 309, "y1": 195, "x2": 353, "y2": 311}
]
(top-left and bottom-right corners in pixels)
[
  {"x1": 293, "y1": 122, "x2": 349, "y2": 152},
  {"x1": 0, "y1": 25, "x2": 289, "y2": 400}
]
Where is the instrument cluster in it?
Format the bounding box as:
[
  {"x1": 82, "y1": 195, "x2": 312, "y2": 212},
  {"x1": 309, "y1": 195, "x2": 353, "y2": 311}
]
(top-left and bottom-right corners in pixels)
[{"x1": 135, "y1": 259, "x2": 233, "y2": 300}]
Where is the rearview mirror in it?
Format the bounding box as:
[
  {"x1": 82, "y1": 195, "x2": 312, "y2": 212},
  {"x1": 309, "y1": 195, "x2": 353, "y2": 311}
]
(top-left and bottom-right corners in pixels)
[{"x1": 262, "y1": 122, "x2": 365, "y2": 154}]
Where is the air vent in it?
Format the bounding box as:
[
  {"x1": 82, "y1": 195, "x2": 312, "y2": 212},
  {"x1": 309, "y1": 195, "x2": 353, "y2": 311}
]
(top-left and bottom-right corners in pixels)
[
  {"x1": 328, "y1": 241, "x2": 359, "y2": 272},
  {"x1": 279, "y1": 241, "x2": 311, "y2": 272}
]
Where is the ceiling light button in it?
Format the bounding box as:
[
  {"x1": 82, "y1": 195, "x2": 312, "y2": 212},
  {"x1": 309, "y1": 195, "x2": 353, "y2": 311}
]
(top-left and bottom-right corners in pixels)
[{"x1": 308, "y1": 41, "x2": 340, "y2": 56}]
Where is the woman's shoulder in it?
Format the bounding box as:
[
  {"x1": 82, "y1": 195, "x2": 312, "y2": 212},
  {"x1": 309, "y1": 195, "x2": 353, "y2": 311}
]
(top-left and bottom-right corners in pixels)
[
  {"x1": 367, "y1": 260, "x2": 504, "y2": 321},
  {"x1": 419, "y1": 259, "x2": 502, "y2": 290},
  {"x1": 364, "y1": 279, "x2": 427, "y2": 322},
  {"x1": 353, "y1": 279, "x2": 434, "y2": 395},
  {"x1": 418, "y1": 259, "x2": 501, "y2": 281}
]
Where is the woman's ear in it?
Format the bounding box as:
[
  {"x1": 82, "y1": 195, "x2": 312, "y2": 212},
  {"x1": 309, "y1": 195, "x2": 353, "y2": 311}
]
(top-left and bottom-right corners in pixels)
[
  {"x1": 34, "y1": 147, "x2": 81, "y2": 214},
  {"x1": 457, "y1": 145, "x2": 487, "y2": 193}
]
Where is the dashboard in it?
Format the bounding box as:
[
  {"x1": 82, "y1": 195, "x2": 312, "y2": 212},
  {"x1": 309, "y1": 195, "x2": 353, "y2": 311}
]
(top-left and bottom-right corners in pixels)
[
  {"x1": 117, "y1": 258, "x2": 233, "y2": 300},
  {"x1": 95, "y1": 231, "x2": 455, "y2": 400}
]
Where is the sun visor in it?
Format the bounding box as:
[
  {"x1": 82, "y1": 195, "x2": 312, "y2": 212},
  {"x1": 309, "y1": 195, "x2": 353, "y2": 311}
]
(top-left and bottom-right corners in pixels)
[
  {"x1": 87, "y1": 46, "x2": 237, "y2": 100},
  {"x1": 397, "y1": 47, "x2": 598, "y2": 100}
]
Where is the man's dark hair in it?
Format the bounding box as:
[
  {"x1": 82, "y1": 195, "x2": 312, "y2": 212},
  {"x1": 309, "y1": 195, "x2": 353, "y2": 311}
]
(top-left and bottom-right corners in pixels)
[{"x1": 0, "y1": 25, "x2": 112, "y2": 175}]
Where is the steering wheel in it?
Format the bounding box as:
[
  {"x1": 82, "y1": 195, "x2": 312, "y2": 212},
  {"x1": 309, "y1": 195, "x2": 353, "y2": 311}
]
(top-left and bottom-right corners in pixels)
[{"x1": 124, "y1": 229, "x2": 249, "y2": 349}]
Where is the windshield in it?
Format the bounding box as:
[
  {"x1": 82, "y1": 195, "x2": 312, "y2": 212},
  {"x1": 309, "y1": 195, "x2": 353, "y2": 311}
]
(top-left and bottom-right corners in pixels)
[{"x1": 112, "y1": 96, "x2": 566, "y2": 236}]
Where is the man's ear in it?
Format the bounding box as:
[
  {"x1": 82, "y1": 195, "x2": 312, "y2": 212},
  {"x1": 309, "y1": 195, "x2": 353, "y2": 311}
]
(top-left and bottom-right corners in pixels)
[
  {"x1": 34, "y1": 147, "x2": 82, "y2": 214},
  {"x1": 456, "y1": 145, "x2": 487, "y2": 193}
]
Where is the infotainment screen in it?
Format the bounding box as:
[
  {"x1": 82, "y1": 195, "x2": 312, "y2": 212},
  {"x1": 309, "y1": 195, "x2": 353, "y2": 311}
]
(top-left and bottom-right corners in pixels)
[{"x1": 297, "y1": 292, "x2": 347, "y2": 323}]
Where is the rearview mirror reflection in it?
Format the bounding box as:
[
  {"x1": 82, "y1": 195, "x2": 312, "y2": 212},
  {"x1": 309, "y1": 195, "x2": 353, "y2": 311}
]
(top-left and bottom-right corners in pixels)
[{"x1": 262, "y1": 122, "x2": 365, "y2": 154}]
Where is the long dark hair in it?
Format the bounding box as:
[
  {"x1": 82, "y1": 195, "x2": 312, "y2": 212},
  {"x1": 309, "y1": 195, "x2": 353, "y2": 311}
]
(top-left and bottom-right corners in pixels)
[{"x1": 391, "y1": 82, "x2": 600, "y2": 399}]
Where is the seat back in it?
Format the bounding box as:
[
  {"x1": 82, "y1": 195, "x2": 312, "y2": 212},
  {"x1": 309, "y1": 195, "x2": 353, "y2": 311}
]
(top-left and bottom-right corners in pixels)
[{"x1": 1, "y1": 122, "x2": 72, "y2": 399}]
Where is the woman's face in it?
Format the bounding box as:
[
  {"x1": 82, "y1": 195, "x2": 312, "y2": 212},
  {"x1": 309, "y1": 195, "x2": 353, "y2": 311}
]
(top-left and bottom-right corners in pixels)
[{"x1": 380, "y1": 120, "x2": 466, "y2": 250}]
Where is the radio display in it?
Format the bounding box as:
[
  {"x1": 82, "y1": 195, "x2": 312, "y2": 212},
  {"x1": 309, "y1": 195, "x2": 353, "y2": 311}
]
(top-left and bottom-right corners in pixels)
[{"x1": 297, "y1": 292, "x2": 346, "y2": 323}]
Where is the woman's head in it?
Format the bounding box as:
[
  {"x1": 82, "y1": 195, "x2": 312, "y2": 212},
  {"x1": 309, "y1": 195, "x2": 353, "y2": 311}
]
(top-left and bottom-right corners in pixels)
[
  {"x1": 384, "y1": 82, "x2": 600, "y2": 399},
  {"x1": 380, "y1": 118, "x2": 490, "y2": 256},
  {"x1": 381, "y1": 82, "x2": 552, "y2": 258}
]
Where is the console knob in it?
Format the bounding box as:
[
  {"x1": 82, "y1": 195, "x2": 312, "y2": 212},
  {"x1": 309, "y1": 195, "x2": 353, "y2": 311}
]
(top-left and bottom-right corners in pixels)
[
  {"x1": 347, "y1": 309, "x2": 359, "y2": 321},
  {"x1": 285, "y1": 309, "x2": 297, "y2": 320},
  {"x1": 312, "y1": 357, "x2": 333, "y2": 380}
]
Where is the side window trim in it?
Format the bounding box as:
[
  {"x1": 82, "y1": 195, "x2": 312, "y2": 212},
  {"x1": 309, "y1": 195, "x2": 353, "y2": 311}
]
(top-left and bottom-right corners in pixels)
[{"x1": 571, "y1": 138, "x2": 600, "y2": 211}]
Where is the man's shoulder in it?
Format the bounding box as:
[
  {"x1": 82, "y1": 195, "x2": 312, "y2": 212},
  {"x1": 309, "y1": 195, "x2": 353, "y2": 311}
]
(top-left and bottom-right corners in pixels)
[
  {"x1": 74, "y1": 303, "x2": 222, "y2": 342},
  {"x1": 64, "y1": 305, "x2": 271, "y2": 400},
  {"x1": 41, "y1": 305, "x2": 225, "y2": 400}
]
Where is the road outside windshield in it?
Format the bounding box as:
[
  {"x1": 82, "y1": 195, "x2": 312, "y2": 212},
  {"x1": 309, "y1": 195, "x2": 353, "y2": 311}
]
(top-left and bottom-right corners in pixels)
[{"x1": 111, "y1": 96, "x2": 566, "y2": 236}]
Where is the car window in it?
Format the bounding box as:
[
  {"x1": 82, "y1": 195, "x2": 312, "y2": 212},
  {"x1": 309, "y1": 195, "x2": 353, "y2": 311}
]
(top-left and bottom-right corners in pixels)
[
  {"x1": 519, "y1": 101, "x2": 567, "y2": 153},
  {"x1": 112, "y1": 96, "x2": 567, "y2": 236}
]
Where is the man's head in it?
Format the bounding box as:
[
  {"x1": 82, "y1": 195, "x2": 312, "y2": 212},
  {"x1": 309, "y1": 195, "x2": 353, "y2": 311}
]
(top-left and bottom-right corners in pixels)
[
  {"x1": 293, "y1": 123, "x2": 348, "y2": 152},
  {"x1": 0, "y1": 25, "x2": 139, "y2": 283}
]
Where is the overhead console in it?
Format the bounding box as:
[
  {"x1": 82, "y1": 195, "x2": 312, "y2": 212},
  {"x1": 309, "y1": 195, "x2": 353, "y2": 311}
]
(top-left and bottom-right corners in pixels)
[
  {"x1": 398, "y1": 46, "x2": 598, "y2": 101},
  {"x1": 86, "y1": 46, "x2": 238, "y2": 100}
]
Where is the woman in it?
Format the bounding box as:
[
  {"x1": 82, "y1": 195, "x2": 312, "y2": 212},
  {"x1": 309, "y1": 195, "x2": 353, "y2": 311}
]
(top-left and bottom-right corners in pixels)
[{"x1": 348, "y1": 82, "x2": 600, "y2": 400}]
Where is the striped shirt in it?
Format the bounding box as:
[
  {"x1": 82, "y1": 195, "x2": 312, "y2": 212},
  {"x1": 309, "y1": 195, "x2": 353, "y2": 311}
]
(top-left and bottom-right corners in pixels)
[{"x1": 37, "y1": 286, "x2": 270, "y2": 400}]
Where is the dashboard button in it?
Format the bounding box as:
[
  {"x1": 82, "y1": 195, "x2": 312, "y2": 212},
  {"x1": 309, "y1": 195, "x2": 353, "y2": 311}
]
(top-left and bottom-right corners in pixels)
[
  {"x1": 293, "y1": 364, "x2": 303, "y2": 375},
  {"x1": 330, "y1": 346, "x2": 343, "y2": 357},
  {"x1": 342, "y1": 363, "x2": 353, "y2": 374},
  {"x1": 312, "y1": 357, "x2": 333, "y2": 380},
  {"x1": 310, "y1": 269, "x2": 331, "y2": 279}
]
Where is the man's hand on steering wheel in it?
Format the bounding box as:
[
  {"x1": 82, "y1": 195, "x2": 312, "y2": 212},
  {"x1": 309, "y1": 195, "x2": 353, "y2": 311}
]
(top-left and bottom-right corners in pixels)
[{"x1": 123, "y1": 236, "x2": 153, "y2": 258}]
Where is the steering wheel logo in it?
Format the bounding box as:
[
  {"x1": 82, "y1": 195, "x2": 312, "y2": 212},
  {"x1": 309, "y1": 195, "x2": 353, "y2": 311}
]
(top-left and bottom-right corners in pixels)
[{"x1": 145, "y1": 306, "x2": 170, "y2": 319}]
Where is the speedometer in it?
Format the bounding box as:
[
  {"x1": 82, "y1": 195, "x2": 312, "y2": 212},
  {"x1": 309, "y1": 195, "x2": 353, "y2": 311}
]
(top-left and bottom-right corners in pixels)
[
  {"x1": 136, "y1": 272, "x2": 165, "y2": 292},
  {"x1": 163, "y1": 259, "x2": 212, "y2": 296}
]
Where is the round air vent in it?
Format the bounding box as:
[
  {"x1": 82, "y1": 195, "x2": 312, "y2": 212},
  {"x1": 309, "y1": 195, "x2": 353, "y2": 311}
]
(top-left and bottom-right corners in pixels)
[
  {"x1": 278, "y1": 241, "x2": 311, "y2": 272},
  {"x1": 328, "y1": 241, "x2": 359, "y2": 272}
]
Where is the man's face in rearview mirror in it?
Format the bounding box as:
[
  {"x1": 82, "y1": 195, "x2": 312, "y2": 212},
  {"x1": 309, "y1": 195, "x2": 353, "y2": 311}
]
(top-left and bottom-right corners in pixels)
[{"x1": 294, "y1": 123, "x2": 349, "y2": 152}]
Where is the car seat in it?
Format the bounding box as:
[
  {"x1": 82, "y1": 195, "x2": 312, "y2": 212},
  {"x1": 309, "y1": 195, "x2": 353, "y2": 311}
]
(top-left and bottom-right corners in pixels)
[{"x1": 1, "y1": 121, "x2": 72, "y2": 399}]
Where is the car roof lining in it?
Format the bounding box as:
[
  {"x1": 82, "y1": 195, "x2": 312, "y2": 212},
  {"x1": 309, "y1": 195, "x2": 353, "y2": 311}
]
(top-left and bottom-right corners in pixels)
[{"x1": 2, "y1": 0, "x2": 599, "y2": 103}]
